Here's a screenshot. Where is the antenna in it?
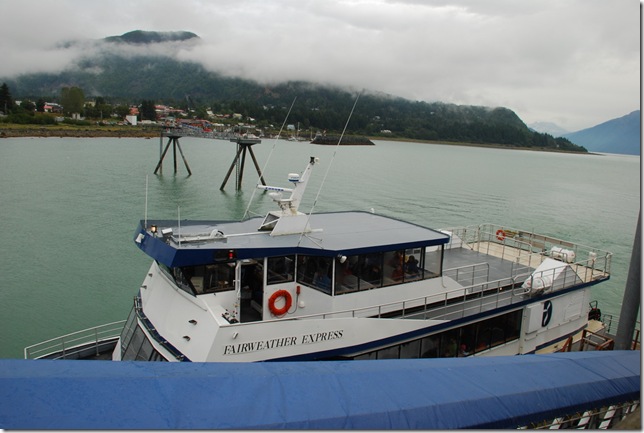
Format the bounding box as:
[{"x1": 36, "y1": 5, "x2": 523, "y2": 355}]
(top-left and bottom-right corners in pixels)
[
  {"x1": 241, "y1": 96, "x2": 298, "y2": 221},
  {"x1": 297, "y1": 90, "x2": 362, "y2": 245},
  {"x1": 144, "y1": 175, "x2": 148, "y2": 229}
]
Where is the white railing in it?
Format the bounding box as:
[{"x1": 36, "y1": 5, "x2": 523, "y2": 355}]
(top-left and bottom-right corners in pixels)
[
  {"x1": 24, "y1": 320, "x2": 126, "y2": 360},
  {"x1": 443, "y1": 262, "x2": 490, "y2": 288},
  {"x1": 444, "y1": 223, "x2": 612, "y2": 276},
  {"x1": 228, "y1": 273, "x2": 525, "y2": 327},
  {"x1": 476, "y1": 223, "x2": 612, "y2": 276},
  {"x1": 520, "y1": 401, "x2": 640, "y2": 429}
]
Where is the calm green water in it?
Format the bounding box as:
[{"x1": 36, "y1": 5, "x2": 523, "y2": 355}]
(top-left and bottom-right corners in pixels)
[{"x1": 0, "y1": 137, "x2": 640, "y2": 358}]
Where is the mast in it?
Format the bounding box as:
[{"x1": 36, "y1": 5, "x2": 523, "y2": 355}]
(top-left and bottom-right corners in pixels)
[{"x1": 256, "y1": 157, "x2": 319, "y2": 235}]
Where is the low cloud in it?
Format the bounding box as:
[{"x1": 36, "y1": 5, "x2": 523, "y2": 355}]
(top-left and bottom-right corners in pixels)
[{"x1": 0, "y1": 0, "x2": 638, "y2": 131}]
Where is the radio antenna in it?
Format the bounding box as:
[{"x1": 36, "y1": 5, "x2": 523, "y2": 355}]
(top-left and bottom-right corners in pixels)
[
  {"x1": 144, "y1": 175, "x2": 149, "y2": 229},
  {"x1": 298, "y1": 90, "x2": 362, "y2": 245},
  {"x1": 241, "y1": 96, "x2": 297, "y2": 221}
]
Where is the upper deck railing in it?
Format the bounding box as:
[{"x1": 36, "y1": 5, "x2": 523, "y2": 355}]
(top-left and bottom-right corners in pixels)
[
  {"x1": 24, "y1": 320, "x2": 125, "y2": 360},
  {"x1": 445, "y1": 223, "x2": 612, "y2": 278}
]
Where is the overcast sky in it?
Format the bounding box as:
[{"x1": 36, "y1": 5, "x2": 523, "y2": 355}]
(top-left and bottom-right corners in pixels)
[{"x1": 0, "y1": 0, "x2": 639, "y2": 131}]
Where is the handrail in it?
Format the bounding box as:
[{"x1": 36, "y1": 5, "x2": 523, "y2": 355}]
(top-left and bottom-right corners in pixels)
[
  {"x1": 601, "y1": 313, "x2": 641, "y2": 340},
  {"x1": 476, "y1": 223, "x2": 612, "y2": 274},
  {"x1": 442, "y1": 262, "x2": 490, "y2": 288},
  {"x1": 24, "y1": 320, "x2": 126, "y2": 360},
  {"x1": 228, "y1": 273, "x2": 522, "y2": 328},
  {"x1": 580, "y1": 328, "x2": 615, "y2": 351},
  {"x1": 440, "y1": 223, "x2": 612, "y2": 279}
]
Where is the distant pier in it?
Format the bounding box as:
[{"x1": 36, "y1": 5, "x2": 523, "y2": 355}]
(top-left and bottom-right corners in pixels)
[
  {"x1": 153, "y1": 131, "x2": 192, "y2": 175},
  {"x1": 220, "y1": 136, "x2": 266, "y2": 191},
  {"x1": 311, "y1": 134, "x2": 375, "y2": 145}
]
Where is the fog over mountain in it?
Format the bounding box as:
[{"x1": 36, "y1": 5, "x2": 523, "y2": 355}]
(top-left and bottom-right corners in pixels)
[
  {"x1": 0, "y1": 1, "x2": 638, "y2": 132},
  {"x1": 528, "y1": 122, "x2": 570, "y2": 137}
]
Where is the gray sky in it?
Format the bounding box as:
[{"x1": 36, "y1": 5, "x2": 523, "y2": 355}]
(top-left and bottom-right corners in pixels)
[{"x1": 0, "y1": 0, "x2": 639, "y2": 131}]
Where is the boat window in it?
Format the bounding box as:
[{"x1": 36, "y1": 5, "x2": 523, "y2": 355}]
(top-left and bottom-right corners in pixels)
[
  {"x1": 201, "y1": 263, "x2": 235, "y2": 293},
  {"x1": 136, "y1": 338, "x2": 156, "y2": 361},
  {"x1": 301, "y1": 246, "x2": 445, "y2": 297},
  {"x1": 297, "y1": 255, "x2": 332, "y2": 294},
  {"x1": 158, "y1": 262, "x2": 236, "y2": 295},
  {"x1": 172, "y1": 266, "x2": 195, "y2": 295},
  {"x1": 353, "y1": 351, "x2": 377, "y2": 361},
  {"x1": 267, "y1": 255, "x2": 294, "y2": 285},
  {"x1": 376, "y1": 345, "x2": 400, "y2": 359},
  {"x1": 122, "y1": 326, "x2": 145, "y2": 361},
  {"x1": 334, "y1": 254, "x2": 359, "y2": 293},
  {"x1": 120, "y1": 321, "x2": 167, "y2": 362},
  {"x1": 399, "y1": 339, "x2": 421, "y2": 359},
  {"x1": 459, "y1": 324, "x2": 476, "y2": 356},
  {"x1": 404, "y1": 248, "x2": 423, "y2": 280},
  {"x1": 440, "y1": 329, "x2": 460, "y2": 357},
  {"x1": 424, "y1": 247, "x2": 442, "y2": 278},
  {"x1": 119, "y1": 307, "x2": 138, "y2": 358},
  {"x1": 383, "y1": 250, "x2": 404, "y2": 285},
  {"x1": 335, "y1": 253, "x2": 383, "y2": 294},
  {"x1": 358, "y1": 253, "x2": 383, "y2": 288},
  {"x1": 420, "y1": 335, "x2": 440, "y2": 358},
  {"x1": 350, "y1": 310, "x2": 523, "y2": 360}
]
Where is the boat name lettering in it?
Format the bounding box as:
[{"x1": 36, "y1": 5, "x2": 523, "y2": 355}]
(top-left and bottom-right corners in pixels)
[
  {"x1": 223, "y1": 330, "x2": 344, "y2": 355},
  {"x1": 302, "y1": 330, "x2": 344, "y2": 344}
]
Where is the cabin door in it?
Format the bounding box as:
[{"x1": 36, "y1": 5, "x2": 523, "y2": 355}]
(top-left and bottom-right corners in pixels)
[{"x1": 238, "y1": 259, "x2": 264, "y2": 323}]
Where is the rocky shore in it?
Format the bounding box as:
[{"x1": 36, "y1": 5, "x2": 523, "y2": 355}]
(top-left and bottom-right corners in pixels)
[{"x1": 0, "y1": 126, "x2": 161, "y2": 138}]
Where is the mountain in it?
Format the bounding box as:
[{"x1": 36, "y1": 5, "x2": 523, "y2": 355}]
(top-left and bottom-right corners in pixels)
[
  {"x1": 104, "y1": 30, "x2": 199, "y2": 45},
  {"x1": 1, "y1": 31, "x2": 586, "y2": 152},
  {"x1": 528, "y1": 121, "x2": 569, "y2": 136},
  {"x1": 563, "y1": 111, "x2": 640, "y2": 155}
]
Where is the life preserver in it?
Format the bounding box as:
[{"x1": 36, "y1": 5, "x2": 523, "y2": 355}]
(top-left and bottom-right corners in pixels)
[
  {"x1": 496, "y1": 229, "x2": 506, "y2": 241},
  {"x1": 268, "y1": 290, "x2": 292, "y2": 316}
]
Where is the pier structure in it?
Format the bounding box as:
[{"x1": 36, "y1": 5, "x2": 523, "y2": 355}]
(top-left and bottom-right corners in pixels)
[
  {"x1": 153, "y1": 131, "x2": 193, "y2": 176},
  {"x1": 220, "y1": 137, "x2": 266, "y2": 191}
]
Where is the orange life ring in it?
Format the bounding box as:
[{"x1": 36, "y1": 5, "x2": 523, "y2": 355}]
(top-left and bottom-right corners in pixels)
[
  {"x1": 268, "y1": 290, "x2": 292, "y2": 316},
  {"x1": 496, "y1": 229, "x2": 506, "y2": 241}
]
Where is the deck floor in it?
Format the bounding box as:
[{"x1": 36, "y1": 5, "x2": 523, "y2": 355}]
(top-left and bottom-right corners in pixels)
[
  {"x1": 463, "y1": 242, "x2": 607, "y2": 284},
  {"x1": 442, "y1": 245, "x2": 536, "y2": 288}
]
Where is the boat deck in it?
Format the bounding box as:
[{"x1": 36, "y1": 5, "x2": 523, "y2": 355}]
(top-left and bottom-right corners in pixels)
[
  {"x1": 471, "y1": 241, "x2": 608, "y2": 284},
  {"x1": 442, "y1": 244, "x2": 532, "y2": 288}
]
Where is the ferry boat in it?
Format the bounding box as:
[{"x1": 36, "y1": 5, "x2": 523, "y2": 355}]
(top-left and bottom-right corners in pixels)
[{"x1": 25, "y1": 156, "x2": 614, "y2": 362}]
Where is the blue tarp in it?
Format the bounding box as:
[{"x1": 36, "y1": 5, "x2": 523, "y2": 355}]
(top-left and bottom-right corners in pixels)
[{"x1": 0, "y1": 351, "x2": 639, "y2": 429}]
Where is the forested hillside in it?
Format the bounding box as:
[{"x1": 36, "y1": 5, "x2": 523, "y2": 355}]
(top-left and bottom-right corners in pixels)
[{"x1": 4, "y1": 49, "x2": 585, "y2": 152}]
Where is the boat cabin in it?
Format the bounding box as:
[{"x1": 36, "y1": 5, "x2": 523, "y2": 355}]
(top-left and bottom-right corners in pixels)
[{"x1": 135, "y1": 211, "x2": 450, "y2": 323}]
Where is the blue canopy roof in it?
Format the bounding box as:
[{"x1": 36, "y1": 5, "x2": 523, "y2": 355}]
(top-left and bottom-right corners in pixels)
[{"x1": 0, "y1": 351, "x2": 639, "y2": 429}]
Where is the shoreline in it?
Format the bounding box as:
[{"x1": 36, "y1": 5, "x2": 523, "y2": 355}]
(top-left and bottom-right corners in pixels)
[
  {"x1": 369, "y1": 136, "x2": 599, "y2": 155},
  {"x1": 0, "y1": 124, "x2": 594, "y2": 155},
  {"x1": 0, "y1": 125, "x2": 160, "y2": 139}
]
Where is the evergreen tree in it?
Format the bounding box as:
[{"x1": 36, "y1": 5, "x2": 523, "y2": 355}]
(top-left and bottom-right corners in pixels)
[
  {"x1": 0, "y1": 83, "x2": 14, "y2": 114},
  {"x1": 60, "y1": 86, "x2": 85, "y2": 115},
  {"x1": 140, "y1": 100, "x2": 156, "y2": 121},
  {"x1": 36, "y1": 98, "x2": 46, "y2": 112}
]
